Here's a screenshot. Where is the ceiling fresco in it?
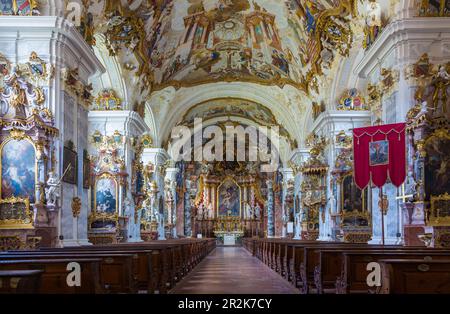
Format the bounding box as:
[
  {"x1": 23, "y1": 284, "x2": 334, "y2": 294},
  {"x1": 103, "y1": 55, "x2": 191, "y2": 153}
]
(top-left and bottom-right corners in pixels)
[
  {"x1": 82, "y1": 0, "x2": 359, "y2": 94},
  {"x1": 176, "y1": 98, "x2": 296, "y2": 147}
]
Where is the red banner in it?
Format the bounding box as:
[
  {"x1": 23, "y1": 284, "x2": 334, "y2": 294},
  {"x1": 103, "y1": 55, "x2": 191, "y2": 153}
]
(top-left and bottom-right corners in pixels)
[{"x1": 353, "y1": 123, "x2": 407, "y2": 189}]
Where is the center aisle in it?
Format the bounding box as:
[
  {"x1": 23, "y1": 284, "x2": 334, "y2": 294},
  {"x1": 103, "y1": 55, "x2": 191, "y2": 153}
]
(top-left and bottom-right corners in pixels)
[{"x1": 170, "y1": 246, "x2": 299, "y2": 294}]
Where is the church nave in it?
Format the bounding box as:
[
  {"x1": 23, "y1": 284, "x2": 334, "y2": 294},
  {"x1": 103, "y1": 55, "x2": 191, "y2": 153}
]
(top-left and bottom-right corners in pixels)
[{"x1": 170, "y1": 247, "x2": 298, "y2": 295}]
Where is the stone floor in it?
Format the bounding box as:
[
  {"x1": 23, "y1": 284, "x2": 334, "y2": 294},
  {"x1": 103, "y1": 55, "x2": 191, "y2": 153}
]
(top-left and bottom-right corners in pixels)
[{"x1": 170, "y1": 246, "x2": 299, "y2": 294}]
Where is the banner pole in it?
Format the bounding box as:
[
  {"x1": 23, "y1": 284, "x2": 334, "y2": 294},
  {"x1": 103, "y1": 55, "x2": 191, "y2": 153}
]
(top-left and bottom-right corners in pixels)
[{"x1": 380, "y1": 186, "x2": 385, "y2": 246}]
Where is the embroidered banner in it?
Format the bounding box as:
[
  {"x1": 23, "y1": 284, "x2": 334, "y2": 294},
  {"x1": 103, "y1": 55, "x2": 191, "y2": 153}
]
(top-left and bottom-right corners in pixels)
[{"x1": 353, "y1": 123, "x2": 407, "y2": 189}]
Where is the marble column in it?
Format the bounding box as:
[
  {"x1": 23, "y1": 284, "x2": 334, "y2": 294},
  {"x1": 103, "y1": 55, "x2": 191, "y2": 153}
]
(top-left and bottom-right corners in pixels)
[
  {"x1": 184, "y1": 184, "x2": 193, "y2": 237},
  {"x1": 141, "y1": 148, "x2": 169, "y2": 240},
  {"x1": 266, "y1": 180, "x2": 275, "y2": 238},
  {"x1": 281, "y1": 168, "x2": 294, "y2": 238},
  {"x1": 166, "y1": 167, "x2": 179, "y2": 238}
]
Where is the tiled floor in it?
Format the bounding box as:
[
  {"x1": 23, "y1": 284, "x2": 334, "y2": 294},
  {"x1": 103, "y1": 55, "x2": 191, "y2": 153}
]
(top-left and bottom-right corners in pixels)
[{"x1": 170, "y1": 246, "x2": 299, "y2": 294}]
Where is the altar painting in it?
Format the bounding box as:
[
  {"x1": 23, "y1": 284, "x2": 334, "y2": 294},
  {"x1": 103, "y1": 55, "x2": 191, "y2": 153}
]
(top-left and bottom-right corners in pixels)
[
  {"x1": 341, "y1": 176, "x2": 365, "y2": 213},
  {"x1": 425, "y1": 137, "x2": 450, "y2": 198},
  {"x1": 1, "y1": 138, "x2": 36, "y2": 203},
  {"x1": 95, "y1": 175, "x2": 118, "y2": 214},
  {"x1": 218, "y1": 178, "x2": 241, "y2": 217}
]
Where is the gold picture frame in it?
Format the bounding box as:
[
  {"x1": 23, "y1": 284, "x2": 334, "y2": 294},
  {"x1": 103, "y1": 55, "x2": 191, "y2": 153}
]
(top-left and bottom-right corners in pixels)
[
  {"x1": 0, "y1": 131, "x2": 38, "y2": 207},
  {"x1": 340, "y1": 174, "x2": 367, "y2": 214},
  {"x1": 0, "y1": 197, "x2": 33, "y2": 229},
  {"x1": 217, "y1": 176, "x2": 242, "y2": 218},
  {"x1": 93, "y1": 173, "x2": 119, "y2": 215},
  {"x1": 428, "y1": 193, "x2": 450, "y2": 226}
]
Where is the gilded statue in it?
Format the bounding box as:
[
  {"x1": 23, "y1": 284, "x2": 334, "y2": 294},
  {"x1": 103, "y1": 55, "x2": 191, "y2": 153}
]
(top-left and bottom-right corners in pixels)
[{"x1": 432, "y1": 65, "x2": 450, "y2": 113}]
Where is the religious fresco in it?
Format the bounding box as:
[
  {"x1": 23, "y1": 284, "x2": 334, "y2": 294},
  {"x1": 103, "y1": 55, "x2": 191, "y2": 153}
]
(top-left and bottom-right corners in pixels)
[
  {"x1": 286, "y1": 0, "x2": 356, "y2": 76},
  {"x1": 177, "y1": 98, "x2": 294, "y2": 146},
  {"x1": 180, "y1": 98, "x2": 277, "y2": 125},
  {"x1": 218, "y1": 178, "x2": 241, "y2": 217},
  {"x1": 86, "y1": 0, "x2": 359, "y2": 93},
  {"x1": 150, "y1": 0, "x2": 303, "y2": 90},
  {"x1": 1, "y1": 139, "x2": 36, "y2": 203}
]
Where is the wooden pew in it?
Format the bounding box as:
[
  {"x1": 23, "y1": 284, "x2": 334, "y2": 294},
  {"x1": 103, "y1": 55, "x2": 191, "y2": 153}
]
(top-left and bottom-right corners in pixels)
[
  {"x1": 316, "y1": 248, "x2": 433, "y2": 294},
  {"x1": 337, "y1": 250, "x2": 450, "y2": 294},
  {"x1": 300, "y1": 244, "x2": 429, "y2": 294},
  {"x1": 379, "y1": 259, "x2": 450, "y2": 294},
  {"x1": 1, "y1": 251, "x2": 139, "y2": 293},
  {"x1": 1, "y1": 238, "x2": 215, "y2": 294},
  {"x1": 38, "y1": 238, "x2": 215, "y2": 293},
  {"x1": 0, "y1": 270, "x2": 43, "y2": 294},
  {"x1": 0, "y1": 258, "x2": 103, "y2": 294},
  {"x1": 39, "y1": 243, "x2": 176, "y2": 293}
]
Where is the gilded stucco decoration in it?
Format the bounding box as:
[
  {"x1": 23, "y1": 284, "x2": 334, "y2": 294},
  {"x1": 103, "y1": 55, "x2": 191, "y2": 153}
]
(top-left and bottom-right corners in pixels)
[{"x1": 74, "y1": 0, "x2": 360, "y2": 96}]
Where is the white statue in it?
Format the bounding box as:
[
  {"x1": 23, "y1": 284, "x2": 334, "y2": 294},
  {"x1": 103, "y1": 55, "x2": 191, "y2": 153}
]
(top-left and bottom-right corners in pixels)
[
  {"x1": 123, "y1": 197, "x2": 141, "y2": 241},
  {"x1": 245, "y1": 202, "x2": 252, "y2": 220},
  {"x1": 207, "y1": 202, "x2": 214, "y2": 219},
  {"x1": 366, "y1": 1, "x2": 382, "y2": 27},
  {"x1": 197, "y1": 203, "x2": 204, "y2": 220},
  {"x1": 254, "y1": 203, "x2": 261, "y2": 219},
  {"x1": 45, "y1": 171, "x2": 61, "y2": 208},
  {"x1": 164, "y1": 179, "x2": 174, "y2": 202},
  {"x1": 124, "y1": 197, "x2": 134, "y2": 217},
  {"x1": 437, "y1": 65, "x2": 450, "y2": 80},
  {"x1": 405, "y1": 171, "x2": 417, "y2": 201}
]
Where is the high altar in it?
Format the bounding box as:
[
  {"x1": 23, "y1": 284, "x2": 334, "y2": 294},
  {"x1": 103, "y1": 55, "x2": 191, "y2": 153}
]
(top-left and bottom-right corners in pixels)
[{"x1": 192, "y1": 161, "x2": 266, "y2": 243}]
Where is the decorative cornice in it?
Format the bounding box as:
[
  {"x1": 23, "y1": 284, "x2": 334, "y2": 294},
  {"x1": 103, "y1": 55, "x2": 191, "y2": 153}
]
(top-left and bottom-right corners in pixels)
[
  {"x1": 355, "y1": 17, "x2": 450, "y2": 78},
  {"x1": 0, "y1": 16, "x2": 105, "y2": 77}
]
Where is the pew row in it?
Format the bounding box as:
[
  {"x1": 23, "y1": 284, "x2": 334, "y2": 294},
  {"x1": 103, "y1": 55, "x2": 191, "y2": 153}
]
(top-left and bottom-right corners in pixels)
[
  {"x1": 0, "y1": 238, "x2": 216, "y2": 294},
  {"x1": 243, "y1": 238, "x2": 450, "y2": 294}
]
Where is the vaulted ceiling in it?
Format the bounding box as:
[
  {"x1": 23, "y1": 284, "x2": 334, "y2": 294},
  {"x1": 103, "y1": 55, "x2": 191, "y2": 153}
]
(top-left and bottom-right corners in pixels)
[{"x1": 72, "y1": 0, "x2": 396, "y2": 159}]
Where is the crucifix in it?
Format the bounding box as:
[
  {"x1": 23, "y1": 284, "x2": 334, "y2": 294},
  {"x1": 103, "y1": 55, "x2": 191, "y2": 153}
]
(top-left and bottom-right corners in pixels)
[
  {"x1": 396, "y1": 183, "x2": 413, "y2": 204},
  {"x1": 396, "y1": 183, "x2": 414, "y2": 228}
]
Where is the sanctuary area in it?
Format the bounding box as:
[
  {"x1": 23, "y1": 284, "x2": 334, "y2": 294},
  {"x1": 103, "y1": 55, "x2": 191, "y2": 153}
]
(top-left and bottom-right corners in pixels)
[{"x1": 0, "y1": 0, "x2": 450, "y2": 295}]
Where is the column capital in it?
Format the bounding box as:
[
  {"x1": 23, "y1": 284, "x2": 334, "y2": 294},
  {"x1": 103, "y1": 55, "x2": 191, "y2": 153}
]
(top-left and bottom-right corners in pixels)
[
  {"x1": 142, "y1": 148, "x2": 170, "y2": 165},
  {"x1": 165, "y1": 167, "x2": 180, "y2": 181}
]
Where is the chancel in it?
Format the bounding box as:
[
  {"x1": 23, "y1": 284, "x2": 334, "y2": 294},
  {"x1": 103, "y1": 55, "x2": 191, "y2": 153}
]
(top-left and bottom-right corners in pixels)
[{"x1": 0, "y1": 0, "x2": 450, "y2": 296}]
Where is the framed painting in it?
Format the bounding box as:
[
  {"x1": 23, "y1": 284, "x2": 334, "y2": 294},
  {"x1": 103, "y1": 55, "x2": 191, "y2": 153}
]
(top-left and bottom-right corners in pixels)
[
  {"x1": 0, "y1": 0, "x2": 14, "y2": 15},
  {"x1": 369, "y1": 140, "x2": 389, "y2": 166},
  {"x1": 217, "y1": 178, "x2": 241, "y2": 217},
  {"x1": 425, "y1": 137, "x2": 450, "y2": 198},
  {"x1": 94, "y1": 174, "x2": 118, "y2": 215},
  {"x1": 83, "y1": 153, "x2": 90, "y2": 189},
  {"x1": 1, "y1": 138, "x2": 36, "y2": 203},
  {"x1": 341, "y1": 175, "x2": 366, "y2": 213},
  {"x1": 90, "y1": 219, "x2": 117, "y2": 231},
  {"x1": 0, "y1": 198, "x2": 32, "y2": 229},
  {"x1": 63, "y1": 146, "x2": 78, "y2": 185}
]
